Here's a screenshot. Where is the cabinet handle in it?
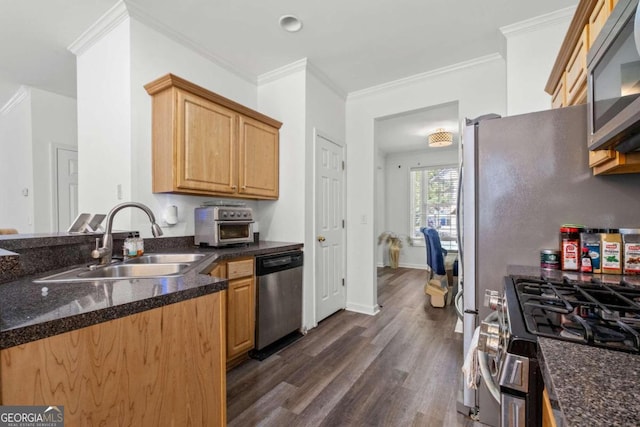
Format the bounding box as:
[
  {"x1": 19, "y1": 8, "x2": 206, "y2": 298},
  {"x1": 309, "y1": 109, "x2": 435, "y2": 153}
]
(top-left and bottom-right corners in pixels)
[
  {"x1": 241, "y1": 186, "x2": 246, "y2": 190},
  {"x1": 231, "y1": 185, "x2": 237, "y2": 190}
]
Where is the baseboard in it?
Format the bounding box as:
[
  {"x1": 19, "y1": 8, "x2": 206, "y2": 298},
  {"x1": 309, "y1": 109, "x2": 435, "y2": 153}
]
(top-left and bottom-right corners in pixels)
[
  {"x1": 345, "y1": 302, "x2": 380, "y2": 316},
  {"x1": 377, "y1": 262, "x2": 429, "y2": 270}
]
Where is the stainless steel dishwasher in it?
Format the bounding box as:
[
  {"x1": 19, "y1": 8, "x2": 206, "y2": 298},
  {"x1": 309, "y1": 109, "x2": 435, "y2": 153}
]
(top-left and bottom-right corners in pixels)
[{"x1": 254, "y1": 250, "x2": 304, "y2": 354}]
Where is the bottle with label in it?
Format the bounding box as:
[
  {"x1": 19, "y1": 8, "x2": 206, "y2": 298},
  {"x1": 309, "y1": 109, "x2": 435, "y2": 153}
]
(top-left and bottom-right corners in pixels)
[
  {"x1": 581, "y1": 247, "x2": 593, "y2": 273},
  {"x1": 124, "y1": 233, "x2": 138, "y2": 258},
  {"x1": 560, "y1": 226, "x2": 582, "y2": 271},
  {"x1": 601, "y1": 229, "x2": 622, "y2": 274},
  {"x1": 581, "y1": 228, "x2": 602, "y2": 274},
  {"x1": 622, "y1": 233, "x2": 640, "y2": 275}
]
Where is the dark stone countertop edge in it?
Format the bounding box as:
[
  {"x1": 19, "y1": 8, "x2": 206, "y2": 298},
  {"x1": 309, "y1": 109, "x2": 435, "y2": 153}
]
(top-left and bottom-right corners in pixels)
[
  {"x1": 1, "y1": 241, "x2": 303, "y2": 349},
  {"x1": 1, "y1": 279, "x2": 227, "y2": 349}
]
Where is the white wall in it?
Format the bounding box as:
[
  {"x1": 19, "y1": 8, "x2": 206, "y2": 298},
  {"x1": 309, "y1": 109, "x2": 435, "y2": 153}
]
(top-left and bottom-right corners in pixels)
[
  {"x1": 76, "y1": 18, "x2": 132, "y2": 231},
  {"x1": 0, "y1": 89, "x2": 33, "y2": 233},
  {"x1": 129, "y1": 18, "x2": 258, "y2": 236},
  {"x1": 346, "y1": 56, "x2": 507, "y2": 315},
  {"x1": 380, "y1": 149, "x2": 458, "y2": 268},
  {"x1": 502, "y1": 8, "x2": 574, "y2": 115},
  {"x1": 30, "y1": 88, "x2": 78, "y2": 232},
  {"x1": 304, "y1": 70, "x2": 346, "y2": 329}
]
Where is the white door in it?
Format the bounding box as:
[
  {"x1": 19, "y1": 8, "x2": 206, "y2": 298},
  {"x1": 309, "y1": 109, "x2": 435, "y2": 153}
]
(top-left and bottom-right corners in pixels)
[
  {"x1": 315, "y1": 132, "x2": 346, "y2": 322},
  {"x1": 56, "y1": 147, "x2": 78, "y2": 231}
]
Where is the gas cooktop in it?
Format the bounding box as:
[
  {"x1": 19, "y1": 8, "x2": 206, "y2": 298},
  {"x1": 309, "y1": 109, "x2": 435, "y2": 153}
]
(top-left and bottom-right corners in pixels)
[{"x1": 510, "y1": 276, "x2": 640, "y2": 354}]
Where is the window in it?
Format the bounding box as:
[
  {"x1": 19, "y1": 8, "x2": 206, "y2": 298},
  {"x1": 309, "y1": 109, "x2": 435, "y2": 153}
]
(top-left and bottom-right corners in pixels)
[{"x1": 410, "y1": 165, "x2": 459, "y2": 251}]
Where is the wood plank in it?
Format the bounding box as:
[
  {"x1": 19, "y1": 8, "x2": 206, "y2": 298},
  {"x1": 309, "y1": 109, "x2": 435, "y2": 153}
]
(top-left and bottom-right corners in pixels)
[{"x1": 227, "y1": 267, "x2": 479, "y2": 426}]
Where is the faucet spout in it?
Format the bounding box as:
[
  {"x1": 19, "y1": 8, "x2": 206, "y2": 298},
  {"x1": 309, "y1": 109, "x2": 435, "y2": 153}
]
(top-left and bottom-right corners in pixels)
[{"x1": 91, "y1": 202, "x2": 163, "y2": 265}]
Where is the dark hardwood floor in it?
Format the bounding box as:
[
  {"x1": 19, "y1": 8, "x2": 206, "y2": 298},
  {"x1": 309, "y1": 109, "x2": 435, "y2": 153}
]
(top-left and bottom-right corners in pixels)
[{"x1": 227, "y1": 267, "x2": 480, "y2": 426}]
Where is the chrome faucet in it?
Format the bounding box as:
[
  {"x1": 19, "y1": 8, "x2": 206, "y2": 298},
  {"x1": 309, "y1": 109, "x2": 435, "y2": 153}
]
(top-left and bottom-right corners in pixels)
[{"x1": 91, "y1": 202, "x2": 163, "y2": 265}]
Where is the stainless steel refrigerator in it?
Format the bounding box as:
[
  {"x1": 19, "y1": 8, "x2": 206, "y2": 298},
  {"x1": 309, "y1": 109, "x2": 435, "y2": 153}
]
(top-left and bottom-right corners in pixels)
[{"x1": 459, "y1": 104, "x2": 640, "y2": 426}]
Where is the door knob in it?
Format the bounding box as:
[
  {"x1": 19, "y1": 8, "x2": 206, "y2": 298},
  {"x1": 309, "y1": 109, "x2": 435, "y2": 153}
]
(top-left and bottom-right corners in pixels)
[{"x1": 317, "y1": 235, "x2": 326, "y2": 242}]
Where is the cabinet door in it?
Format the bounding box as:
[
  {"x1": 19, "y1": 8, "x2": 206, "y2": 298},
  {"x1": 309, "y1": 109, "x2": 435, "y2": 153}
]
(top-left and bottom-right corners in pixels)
[
  {"x1": 177, "y1": 89, "x2": 238, "y2": 194},
  {"x1": 589, "y1": 0, "x2": 611, "y2": 47},
  {"x1": 226, "y1": 276, "x2": 255, "y2": 360},
  {"x1": 551, "y1": 73, "x2": 567, "y2": 108},
  {"x1": 238, "y1": 115, "x2": 279, "y2": 199},
  {"x1": 566, "y1": 26, "x2": 588, "y2": 105}
]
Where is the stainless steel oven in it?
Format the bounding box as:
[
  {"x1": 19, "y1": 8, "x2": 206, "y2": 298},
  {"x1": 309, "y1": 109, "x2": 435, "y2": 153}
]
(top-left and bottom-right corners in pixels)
[{"x1": 194, "y1": 206, "x2": 254, "y2": 247}]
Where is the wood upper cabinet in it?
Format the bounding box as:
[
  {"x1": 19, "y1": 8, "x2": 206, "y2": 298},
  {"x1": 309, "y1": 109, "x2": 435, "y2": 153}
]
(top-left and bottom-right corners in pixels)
[
  {"x1": 210, "y1": 257, "x2": 256, "y2": 368},
  {"x1": 239, "y1": 116, "x2": 280, "y2": 199},
  {"x1": 546, "y1": 0, "x2": 640, "y2": 175},
  {"x1": 1, "y1": 292, "x2": 227, "y2": 426},
  {"x1": 565, "y1": 26, "x2": 588, "y2": 105},
  {"x1": 145, "y1": 74, "x2": 282, "y2": 200}
]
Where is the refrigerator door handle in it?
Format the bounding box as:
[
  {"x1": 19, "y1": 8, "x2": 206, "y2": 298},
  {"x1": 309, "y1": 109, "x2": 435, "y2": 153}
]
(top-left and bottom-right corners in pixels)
[{"x1": 464, "y1": 309, "x2": 479, "y2": 315}]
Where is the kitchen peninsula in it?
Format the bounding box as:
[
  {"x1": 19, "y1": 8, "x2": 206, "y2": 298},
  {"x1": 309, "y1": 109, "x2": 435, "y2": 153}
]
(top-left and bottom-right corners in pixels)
[{"x1": 0, "y1": 233, "x2": 302, "y2": 426}]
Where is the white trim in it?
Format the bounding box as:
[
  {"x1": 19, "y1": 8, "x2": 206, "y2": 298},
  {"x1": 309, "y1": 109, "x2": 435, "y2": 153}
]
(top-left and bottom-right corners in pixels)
[
  {"x1": 67, "y1": 0, "x2": 129, "y2": 55},
  {"x1": 346, "y1": 302, "x2": 380, "y2": 316},
  {"x1": 125, "y1": 1, "x2": 256, "y2": 84},
  {"x1": 500, "y1": 6, "x2": 576, "y2": 37},
  {"x1": 347, "y1": 53, "x2": 503, "y2": 100},
  {"x1": 258, "y1": 58, "x2": 308, "y2": 85},
  {"x1": 0, "y1": 86, "x2": 30, "y2": 116}
]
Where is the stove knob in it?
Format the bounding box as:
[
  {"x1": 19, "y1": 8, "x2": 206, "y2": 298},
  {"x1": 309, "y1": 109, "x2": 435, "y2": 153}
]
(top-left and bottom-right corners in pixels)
[
  {"x1": 230, "y1": 212, "x2": 235, "y2": 217},
  {"x1": 478, "y1": 321, "x2": 501, "y2": 357},
  {"x1": 243, "y1": 212, "x2": 248, "y2": 218},
  {"x1": 222, "y1": 212, "x2": 228, "y2": 218},
  {"x1": 484, "y1": 289, "x2": 504, "y2": 311}
]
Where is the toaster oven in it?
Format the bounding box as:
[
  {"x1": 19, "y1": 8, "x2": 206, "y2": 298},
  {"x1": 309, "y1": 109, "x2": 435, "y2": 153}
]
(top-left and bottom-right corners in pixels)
[{"x1": 194, "y1": 206, "x2": 254, "y2": 247}]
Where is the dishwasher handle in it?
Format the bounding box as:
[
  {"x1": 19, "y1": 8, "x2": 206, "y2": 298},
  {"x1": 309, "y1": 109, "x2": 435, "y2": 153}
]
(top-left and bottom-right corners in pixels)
[{"x1": 256, "y1": 251, "x2": 304, "y2": 276}]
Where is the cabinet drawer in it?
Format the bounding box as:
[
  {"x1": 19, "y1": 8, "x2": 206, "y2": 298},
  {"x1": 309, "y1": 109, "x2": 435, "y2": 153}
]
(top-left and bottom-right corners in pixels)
[
  {"x1": 566, "y1": 26, "x2": 588, "y2": 105},
  {"x1": 589, "y1": 0, "x2": 611, "y2": 47},
  {"x1": 227, "y1": 258, "x2": 254, "y2": 279}
]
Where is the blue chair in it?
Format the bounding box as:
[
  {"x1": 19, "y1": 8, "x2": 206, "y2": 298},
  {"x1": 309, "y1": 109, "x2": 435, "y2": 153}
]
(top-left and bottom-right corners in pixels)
[{"x1": 420, "y1": 227, "x2": 447, "y2": 282}]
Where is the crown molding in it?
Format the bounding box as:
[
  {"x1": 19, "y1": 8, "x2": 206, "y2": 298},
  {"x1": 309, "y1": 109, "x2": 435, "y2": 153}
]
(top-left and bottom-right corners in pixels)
[
  {"x1": 0, "y1": 86, "x2": 30, "y2": 116},
  {"x1": 124, "y1": 1, "x2": 256, "y2": 85},
  {"x1": 348, "y1": 53, "x2": 503, "y2": 101},
  {"x1": 500, "y1": 6, "x2": 576, "y2": 37},
  {"x1": 67, "y1": 0, "x2": 129, "y2": 55},
  {"x1": 258, "y1": 58, "x2": 347, "y2": 100},
  {"x1": 257, "y1": 58, "x2": 308, "y2": 85}
]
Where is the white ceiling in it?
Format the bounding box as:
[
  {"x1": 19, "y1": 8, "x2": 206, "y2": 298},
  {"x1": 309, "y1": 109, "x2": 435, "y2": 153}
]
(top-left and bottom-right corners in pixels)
[{"x1": 0, "y1": 0, "x2": 577, "y2": 149}]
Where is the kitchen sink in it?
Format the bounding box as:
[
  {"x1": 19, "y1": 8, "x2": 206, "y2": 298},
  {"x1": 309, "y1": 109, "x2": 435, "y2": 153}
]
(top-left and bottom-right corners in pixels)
[
  {"x1": 34, "y1": 262, "x2": 191, "y2": 283},
  {"x1": 123, "y1": 253, "x2": 205, "y2": 264}
]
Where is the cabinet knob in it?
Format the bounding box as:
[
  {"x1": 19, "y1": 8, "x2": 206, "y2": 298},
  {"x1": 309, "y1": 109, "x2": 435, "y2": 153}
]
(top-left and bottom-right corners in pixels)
[{"x1": 231, "y1": 185, "x2": 237, "y2": 190}]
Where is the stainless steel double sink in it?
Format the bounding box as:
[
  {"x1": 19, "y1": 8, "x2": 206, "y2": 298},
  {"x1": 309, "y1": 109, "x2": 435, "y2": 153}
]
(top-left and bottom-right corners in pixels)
[{"x1": 34, "y1": 253, "x2": 206, "y2": 283}]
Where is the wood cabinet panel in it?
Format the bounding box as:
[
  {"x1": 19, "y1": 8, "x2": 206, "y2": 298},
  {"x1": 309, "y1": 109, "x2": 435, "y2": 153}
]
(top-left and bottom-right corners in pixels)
[
  {"x1": 177, "y1": 89, "x2": 237, "y2": 194},
  {"x1": 0, "y1": 293, "x2": 226, "y2": 426},
  {"x1": 592, "y1": 151, "x2": 640, "y2": 174},
  {"x1": 227, "y1": 257, "x2": 254, "y2": 280},
  {"x1": 566, "y1": 26, "x2": 588, "y2": 105},
  {"x1": 542, "y1": 388, "x2": 557, "y2": 427},
  {"x1": 589, "y1": 0, "x2": 611, "y2": 47},
  {"x1": 239, "y1": 116, "x2": 279, "y2": 199},
  {"x1": 146, "y1": 74, "x2": 281, "y2": 200},
  {"x1": 551, "y1": 73, "x2": 567, "y2": 108},
  {"x1": 227, "y1": 276, "x2": 255, "y2": 361}
]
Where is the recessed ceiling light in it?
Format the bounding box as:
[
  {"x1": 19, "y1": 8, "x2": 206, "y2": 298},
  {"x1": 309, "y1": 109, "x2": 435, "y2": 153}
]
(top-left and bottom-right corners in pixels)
[{"x1": 279, "y1": 15, "x2": 303, "y2": 32}]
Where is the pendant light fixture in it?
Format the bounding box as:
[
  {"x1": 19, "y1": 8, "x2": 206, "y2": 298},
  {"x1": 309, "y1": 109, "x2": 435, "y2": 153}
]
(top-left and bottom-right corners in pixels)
[{"x1": 428, "y1": 128, "x2": 453, "y2": 148}]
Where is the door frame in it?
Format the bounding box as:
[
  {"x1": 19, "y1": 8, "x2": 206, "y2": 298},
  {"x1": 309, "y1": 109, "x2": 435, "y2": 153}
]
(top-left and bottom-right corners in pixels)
[
  {"x1": 311, "y1": 128, "x2": 347, "y2": 327},
  {"x1": 50, "y1": 143, "x2": 78, "y2": 232}
]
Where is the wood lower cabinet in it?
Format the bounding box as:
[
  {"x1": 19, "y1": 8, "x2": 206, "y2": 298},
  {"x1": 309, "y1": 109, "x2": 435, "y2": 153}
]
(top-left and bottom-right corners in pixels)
[
  {"x1": 145, "y1": 74, "x2": 281, "y2": 200},
  {"x1": 542, "y1": 388, "x2": 557, "y2": 427},
  {"x1": 0, "y1": 292, "x2": 226, "y2": 426},
  {"x1": 210, "y1": 257, "x2": 256, "y2": 368}
]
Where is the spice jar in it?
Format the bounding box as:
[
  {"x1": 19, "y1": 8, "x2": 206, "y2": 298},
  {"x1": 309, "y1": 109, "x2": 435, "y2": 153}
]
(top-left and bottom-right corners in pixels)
[
  {"x1": 560, "y1": 226, "x2": 582, "y2": 271},
  {"x1": 601, "y1": 228, "x2": 622, "y2": 274}
]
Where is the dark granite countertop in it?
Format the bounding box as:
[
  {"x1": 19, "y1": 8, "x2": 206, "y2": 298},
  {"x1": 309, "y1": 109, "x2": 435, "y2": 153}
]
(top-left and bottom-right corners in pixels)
[
  {"x1": 538, "y1": 338, "x2": 640, "y2": 426},
  {"x1": 0, "y1": 240, "x2": 302, "y2": 349}
]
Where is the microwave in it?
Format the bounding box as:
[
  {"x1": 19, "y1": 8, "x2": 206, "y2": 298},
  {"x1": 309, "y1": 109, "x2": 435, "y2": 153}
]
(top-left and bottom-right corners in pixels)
[
  {"x1": 194, "y1": 206, "x2": 254, "y2": 247},
  {"x1": 588, "y1": 0, "x2": 640, "y2": 153}
]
